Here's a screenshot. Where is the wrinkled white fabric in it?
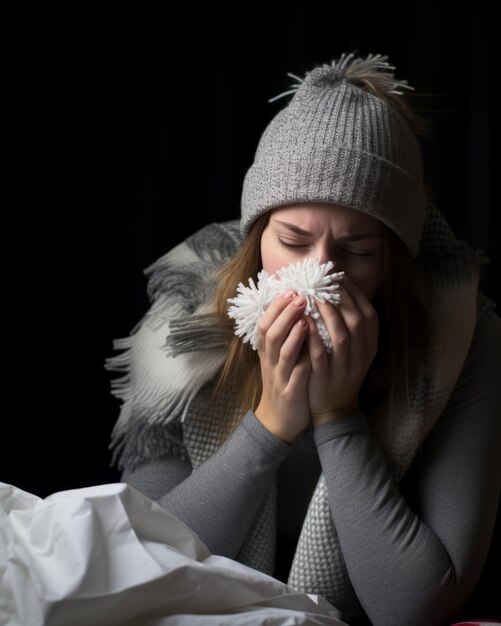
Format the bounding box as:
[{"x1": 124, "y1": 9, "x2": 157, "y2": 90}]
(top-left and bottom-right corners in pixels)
[{"x1": 0, "y1": 481, "x2": 346, "y2": 626}]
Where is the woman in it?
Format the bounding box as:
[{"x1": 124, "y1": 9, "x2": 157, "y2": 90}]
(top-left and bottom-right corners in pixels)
[{"x1": 105, "y1": 52, "x2": 501, "y2": 625}]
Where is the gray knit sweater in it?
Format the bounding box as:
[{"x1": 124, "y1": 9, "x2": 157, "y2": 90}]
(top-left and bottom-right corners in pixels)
[{"x1": 122, "y1": 308, "x2": 501, "y2": 626}]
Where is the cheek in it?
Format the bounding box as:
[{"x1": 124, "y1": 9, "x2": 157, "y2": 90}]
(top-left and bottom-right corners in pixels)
[
  {"x1": 260, "y1": 231, "x2": 294, "y2": 275},
  {"x1": 353, "y1": 274, "x2": 380, "y2": 301},
  {"x1": 343, "y1": 257, "x2": 384, "y2": 301}
]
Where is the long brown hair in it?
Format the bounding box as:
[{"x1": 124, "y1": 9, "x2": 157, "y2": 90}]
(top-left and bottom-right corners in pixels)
[{"x1": 358, "y1": 220, "x2": 448, "y2": 438}]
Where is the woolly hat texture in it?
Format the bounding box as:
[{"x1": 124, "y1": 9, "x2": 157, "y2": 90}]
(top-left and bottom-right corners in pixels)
[{"x1": 240, "y1": 52, "x2": 428, "y2": 258}]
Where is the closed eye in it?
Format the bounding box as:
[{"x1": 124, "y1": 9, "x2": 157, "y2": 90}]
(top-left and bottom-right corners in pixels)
[
  {"x1": 343, "y1": 250, "x2": 374, "y2": 257},
  {"x1": 278, "y1": 238, "x2": 308, "y2": 249},
  {"x1": 277, "y1": 238, "x2": 374, "y2": 256}
]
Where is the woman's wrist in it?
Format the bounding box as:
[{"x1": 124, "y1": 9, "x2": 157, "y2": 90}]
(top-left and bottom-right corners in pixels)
[
  {"x1": 254, "y1": 407, "x2": 297, "y2": 444},
  {"x1": 311, "y1": 403, "x2": 360, "y2": 425}
]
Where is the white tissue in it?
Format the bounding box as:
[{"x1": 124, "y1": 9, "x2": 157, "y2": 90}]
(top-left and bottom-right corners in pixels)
[{"x1": 227, "y1": 258, "x2": 344, "y2": 353}]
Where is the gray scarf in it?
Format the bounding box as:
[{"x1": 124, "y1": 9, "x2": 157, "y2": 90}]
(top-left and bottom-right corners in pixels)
[{"x1": 105, "y1": 200, "x2": 495, "y2": 621}]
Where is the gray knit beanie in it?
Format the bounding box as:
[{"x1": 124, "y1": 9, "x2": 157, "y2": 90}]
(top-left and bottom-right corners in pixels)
[{"x1": 240, "y1": 52, "x2": 428, "y2": 258}]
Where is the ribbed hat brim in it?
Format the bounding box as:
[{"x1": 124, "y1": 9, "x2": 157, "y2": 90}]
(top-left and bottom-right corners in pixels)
[{"x1": 241, "y1": 144, "x2": 427, "y2": 258}]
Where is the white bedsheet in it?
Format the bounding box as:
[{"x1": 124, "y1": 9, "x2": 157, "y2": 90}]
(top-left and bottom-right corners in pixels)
[{"x1": 0, "y1": 481, "x2": 348, "y2": 626}]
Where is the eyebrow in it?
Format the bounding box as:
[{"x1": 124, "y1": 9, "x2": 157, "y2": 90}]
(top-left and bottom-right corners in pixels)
[{"x1": 272, "y1": 219, "x2": 383, "y2": 241}]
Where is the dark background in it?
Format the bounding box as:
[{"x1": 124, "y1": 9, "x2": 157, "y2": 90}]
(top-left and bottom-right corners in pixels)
[{"x1": 4, "y1": 2, "x2": 499, "y2": 618}]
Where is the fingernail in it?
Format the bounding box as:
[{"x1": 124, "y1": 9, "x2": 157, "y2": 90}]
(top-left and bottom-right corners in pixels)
[
  {"x1": 297, "y1": 318, "x2": 307, "y2": 328},
  {"x1": 294, "y1": 296, "x2": 306, "y2": 306},
  {"x1": 283, "y1": 291, "x2": 294, "y2": 300}
]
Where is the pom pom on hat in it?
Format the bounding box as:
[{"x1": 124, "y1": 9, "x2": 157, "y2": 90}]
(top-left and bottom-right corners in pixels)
[{"x1": 268, "y1": 52, "x2": 416, "y2": 103}]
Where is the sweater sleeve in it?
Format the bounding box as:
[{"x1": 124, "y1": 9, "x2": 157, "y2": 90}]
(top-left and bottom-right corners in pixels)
[
  {"x1": 121, "y1": 409, "x2": 292, "y2": 559},
  {"x1": 312, "y1": 309, "x2": 501, "y2": 626}
]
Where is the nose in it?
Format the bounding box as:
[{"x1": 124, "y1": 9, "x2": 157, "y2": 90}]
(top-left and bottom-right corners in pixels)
[
  {"x1": 315, "y1": 246, "x2": 343, "y2": 274},
  {"x1": 313, "y1": 245, "x2": 338, "y2": 271}
]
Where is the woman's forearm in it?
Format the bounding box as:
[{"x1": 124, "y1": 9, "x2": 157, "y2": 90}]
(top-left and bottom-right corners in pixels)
[
  {"x1": 314, "y1": 409, "x2": 500, "y2": 626},
  {"x1": 151, "y1": 410, "x2": 292, "y2": 558}
]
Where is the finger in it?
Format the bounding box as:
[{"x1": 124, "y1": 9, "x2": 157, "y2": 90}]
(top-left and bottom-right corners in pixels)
[
  {"x1": 340, "y1": 275, "x2": 379, "y2": 355},
  {"x1": 305, "y1": 315, "x2": 329, "y2": 373},
  {"x1": 259, "y1": 295, "x2": 307, "y2": 362},
  {"x1": 258, "y1": 291, "x2": 296, "y2": 334},
  {"x1": 276, "y1": 316, "x2": 309, "y2": 383},
  {"x1": 332, "y1": 280, "x2": 366, "y2": 361},
  {"x1": 257, "y1": 290, "x2": 296, "y2": 356},
  {"x1": 287, "y1": 341, "x2": 311, "y2": 392},
  {"x1": 314, "y1": 299, "x2": 350, "y2": 367}
]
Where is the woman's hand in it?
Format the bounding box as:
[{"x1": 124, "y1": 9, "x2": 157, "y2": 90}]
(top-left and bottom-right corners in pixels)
[
  {"x1": 254, "y1": 291, "x2": 312, "y2": 443},
  {"x1": 306, "y1": 274, "x2": 379, "y2": 425}
]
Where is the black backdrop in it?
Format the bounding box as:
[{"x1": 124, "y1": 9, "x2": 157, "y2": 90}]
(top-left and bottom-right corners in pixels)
[
  {"x1": 2, "y1": 2, "x2": 498, "y2": 618},
  {"x1": 6, "y1": 3, "x2": 497, "y2": 497}
]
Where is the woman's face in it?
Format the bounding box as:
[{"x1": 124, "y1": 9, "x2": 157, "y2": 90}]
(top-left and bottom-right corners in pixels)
[{"x1": 260, "y1": 202, "x2": 385, "y2": 301}]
